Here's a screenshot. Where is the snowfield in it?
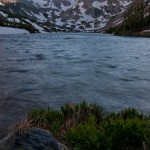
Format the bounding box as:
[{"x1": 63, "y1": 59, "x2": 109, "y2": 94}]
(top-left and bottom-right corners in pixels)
[{"x1": 0, "y1": 27, "x2": 29, "y2": 34}]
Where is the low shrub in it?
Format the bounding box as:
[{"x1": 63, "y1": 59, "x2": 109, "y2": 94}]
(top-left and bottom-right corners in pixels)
[
  {"x1": 66, "y1": 116, "x2": 150, "y2": 150},
  {"x1": 108, "y1": 108, "x2": 144, "y2": 120},
  {"x1": 28, "y1": 107, "x2": 64, "y2": 135},
  {"x1": 21, "y1": 102, "x2": 150, "y2": 150},
  {"x1": 99, "y1": 118, "x2": 150, "y2": 150},
  {"x1": 61, "y1": 101, "x2": 103, "y2": 123},
  {"x1": 66, "y1": 115, "x2": 101, "y2": 150}
]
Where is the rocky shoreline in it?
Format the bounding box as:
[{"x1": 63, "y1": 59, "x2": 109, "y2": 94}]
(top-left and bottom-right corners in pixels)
[{"x1": 0, "y1": 102, "x2": 149, "y2": 150}]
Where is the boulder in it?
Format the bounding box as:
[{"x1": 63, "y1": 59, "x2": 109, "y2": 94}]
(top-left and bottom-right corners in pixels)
[{"x1": 0, "y1": 128, "x2": 67, "y2": 150}]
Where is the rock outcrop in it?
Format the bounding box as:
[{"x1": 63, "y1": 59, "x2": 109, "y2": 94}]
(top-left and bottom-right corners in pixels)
[{"x1": 0, "y1": 128, "x2": 67, "y2": 150}]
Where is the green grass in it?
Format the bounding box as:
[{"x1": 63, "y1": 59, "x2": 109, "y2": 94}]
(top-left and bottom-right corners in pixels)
[{"x1": 21, "y1": 102, "x2": 150, "y2": 150}]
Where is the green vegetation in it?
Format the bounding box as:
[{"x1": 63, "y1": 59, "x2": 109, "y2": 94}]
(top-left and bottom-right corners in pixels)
[
  {"x1": 17, "y1": 102, "x2": 150, "y2": 150},
  {"x1": 106, "y1": 0, "x2": 150, "y2": 37}
]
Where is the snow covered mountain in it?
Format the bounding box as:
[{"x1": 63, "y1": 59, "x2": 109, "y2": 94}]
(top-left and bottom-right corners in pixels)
[{"x1": 0, "y1": 0, "x2": 133, "y2": 33}]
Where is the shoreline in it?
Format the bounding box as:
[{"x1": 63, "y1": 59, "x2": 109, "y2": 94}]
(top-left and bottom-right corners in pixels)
[{"x1": 0, "y1": 102, "x2": 150, "y2": 150}]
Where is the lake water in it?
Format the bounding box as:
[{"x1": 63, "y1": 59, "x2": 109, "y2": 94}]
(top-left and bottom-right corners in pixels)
[{"x1": 0, "y1": 33, "x2": 150, "y2": 138}]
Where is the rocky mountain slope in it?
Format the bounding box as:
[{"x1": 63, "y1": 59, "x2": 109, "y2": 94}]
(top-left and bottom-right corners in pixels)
[
  {"x1": 105, "y1": 0, "x2": 150, "y2": 36},
  {"x1": 0, "y1": 0, "x2": 133, "y2": 33}
]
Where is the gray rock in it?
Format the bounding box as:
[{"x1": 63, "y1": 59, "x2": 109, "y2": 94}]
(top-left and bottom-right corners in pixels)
[{"x1": 0, "y1": 128, "x2": 67, "y2": 150}]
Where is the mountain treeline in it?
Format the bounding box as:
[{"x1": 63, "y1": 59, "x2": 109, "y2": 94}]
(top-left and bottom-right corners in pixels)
[
  {"x1": 0, "y1": 17, "x2": 39, "y2": 33},
  {"x1": 106, "y1": 0, "x2": 150, "y2": 37}
]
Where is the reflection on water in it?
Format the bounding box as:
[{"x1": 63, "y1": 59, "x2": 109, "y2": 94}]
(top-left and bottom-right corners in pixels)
[{"x1": 0, "y1": 33, "x2": 150, "y2": 138}]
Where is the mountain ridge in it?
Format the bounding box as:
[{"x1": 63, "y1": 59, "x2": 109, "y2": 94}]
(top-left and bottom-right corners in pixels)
[{"x1": 0, "y1": 0, "x2": 133, "y2": 33}]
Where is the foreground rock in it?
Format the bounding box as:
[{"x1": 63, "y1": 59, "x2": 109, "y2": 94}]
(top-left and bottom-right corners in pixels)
[{"x1": 0, "y1": 128, "x2": 67, "y2": 150}]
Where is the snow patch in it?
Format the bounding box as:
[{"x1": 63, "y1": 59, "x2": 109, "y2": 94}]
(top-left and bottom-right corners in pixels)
[
  {"x1": 27, "y1": 0, "x2": 48, "y2": 8},
  {"x1": 120, "y1": 1, "x2": 131, "y2": 7},
  {"x1": 0, "y1": 11, "x2": 8, "y2": 17},
  {"x1": 142, "y1": 29, "x2": 150, "y2": 33},
  {"x1": 0, "y1": 27, "x2": 29, "y2": 34},
  {"x1": 31, "y1": 12, "x2": 47, "y2": 22},
  {"x1": 60, "y1": 0, "x2": 77, "y2": 11},
  {"x1": 21, "y1": 8, "x2": 32, "y2": 16},
  {"x1": 55, "y1": 18, "x2": 64, "y2": 26},
  {"x1": 113, "y1": 19, "x2": 125, "y2": 26},
  {"x1": 144, "y1": 12, "x2": 150, "y2": 17},
  {"x1": 24, "y1": 19, "x2": 45, "y2": 33},
  {"x1": 0, "y1": 2, "x2": 5, "y2": 6},
  {"x1": 92, "y1": 1, "x2": 108, "y2": 8},
  {"x1": 7, "y1": 18, "x2": 20, "y2": 23}
]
